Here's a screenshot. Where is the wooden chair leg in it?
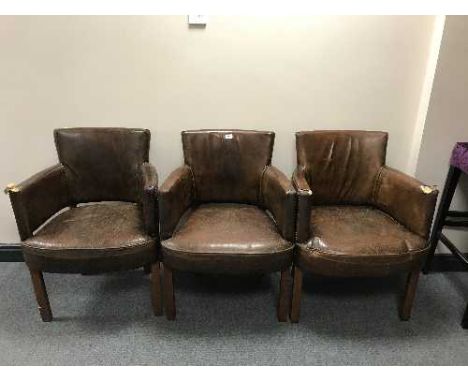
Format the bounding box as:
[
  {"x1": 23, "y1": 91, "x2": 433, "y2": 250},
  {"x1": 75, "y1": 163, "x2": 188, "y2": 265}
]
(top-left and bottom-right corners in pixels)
[
  {"x1": 163, "y1": 264, "x2": 176, "y2": 320},
  {"x1": 462, "y1": 303, "x2": 468, "y2": 329},
  {"x1": 277, "y1": 268, "x2": 291, "y2": 322},
  {"x1": 29, "y1": 269, "x2": 53, "y2": 322},
  {"x1": 400, "y1": 269, "x2": 420, "y2": 321},
  {"x1": 150, "y1": 261, "x2": 162, "y2": 316},
  {"x1": 143, "y1": 264, "x2": 151, "y2": 274},
  {"x1": 290, "y1": 266, "x2": 303, "y2": 323}
]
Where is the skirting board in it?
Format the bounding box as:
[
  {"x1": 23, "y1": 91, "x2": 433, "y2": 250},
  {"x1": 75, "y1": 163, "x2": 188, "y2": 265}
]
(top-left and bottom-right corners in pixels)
[
  {"x1": 0, "y1": 245, "x2": 24, "y2": 262},
  {"x1": 0, "y1": 243, "x2": 467, "y2": 272}
]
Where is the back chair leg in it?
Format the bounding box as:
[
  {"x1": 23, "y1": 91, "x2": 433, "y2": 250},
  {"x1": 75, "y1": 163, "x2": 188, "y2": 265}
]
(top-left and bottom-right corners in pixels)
[
  {"x1": 290, "y1": 266, "x2": 303, "y2": 323},
  {"x1": 277, "y1": 268, "x2": 291, "y2": 322},
  {"x1": 163, "y1": 264, "x2": 176, "y2": 320},
  {"x1": 462, "y1": 303, "x2": 468, "y2": 329},
  {"x1": 29, "y1": 269, "x2": 53, "y2": 322},
  {"x1": 150, "y1": 261, "x2": 162, "y2": 316},
  {"x1": 400, "y1": 269, "x2": 420, "y2": 321}
]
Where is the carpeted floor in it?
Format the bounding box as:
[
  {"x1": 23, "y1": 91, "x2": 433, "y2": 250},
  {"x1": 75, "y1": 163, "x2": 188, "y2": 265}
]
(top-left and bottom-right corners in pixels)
[{"x1": 0, "y1": 262, "x2": 467, "y2": 365}]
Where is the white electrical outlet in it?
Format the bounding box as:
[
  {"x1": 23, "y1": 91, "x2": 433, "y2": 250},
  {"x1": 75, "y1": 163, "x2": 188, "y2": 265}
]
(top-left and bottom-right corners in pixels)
[{"x1": 188, "y1": 15, "x2": 208, "y2": 26}]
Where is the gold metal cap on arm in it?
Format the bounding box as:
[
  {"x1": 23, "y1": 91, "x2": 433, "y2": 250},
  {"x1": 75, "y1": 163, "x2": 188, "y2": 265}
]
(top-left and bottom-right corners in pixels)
[
  {"x1": 4, "y1": 183, "x2": 19, "y2": 194},
  {"x1": 420, "y1": 185, "x2": 437, "y2": 194}
]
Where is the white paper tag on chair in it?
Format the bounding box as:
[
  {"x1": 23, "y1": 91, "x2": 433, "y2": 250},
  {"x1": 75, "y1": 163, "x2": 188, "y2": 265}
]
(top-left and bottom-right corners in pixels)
[{"x1": 224, "y1": 133, "x2": 233, "y2": 140}]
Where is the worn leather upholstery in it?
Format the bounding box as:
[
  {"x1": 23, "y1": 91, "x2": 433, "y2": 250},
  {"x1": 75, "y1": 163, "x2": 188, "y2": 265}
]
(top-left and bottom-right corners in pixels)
[
  {"x1": 182, "y1": 130, "x2": 274, "y2": 203},
  {"x1": 261, "y1": 166, "x2": 296, "y2": 242},
  {"x1": 296, "y1": 206, "x2": 427, "y2": 277},
  {"x1": 23, "y1": 202, "x2": 156, "y2": 274},
  {"x1": 160, "y1": 130, "x2": 295, "y2": 274},
  {"x1": 8, "y1": 164, "x2": 70, "y2": 241},
  {"x1": 296, "y1": 130, "x2": 388, "y2": 205},
  {"x1": 374, "y1": 166, "x2": 438, "y2": 238},
  {"x1": 292, "y1": 167, "x2": 313, "y2": 243},
  {"x1": 159, "y1": 165, "x2": 194, "y2": 240},
  {"x1": 54, "y1": 128, "x2": 150, "y2": 203},
  {"x1": 294, "y1": 130, "x2": 438, "y2": 277},
  {"x1": 141, "y1": 162, "x2": 159, "y2": 237},
  {"x1": 8, "y1": 127, "x2": 158, "y2": 274},
  {"x1": 163, "y1": 204, "x2": 293, "y2": 273}
]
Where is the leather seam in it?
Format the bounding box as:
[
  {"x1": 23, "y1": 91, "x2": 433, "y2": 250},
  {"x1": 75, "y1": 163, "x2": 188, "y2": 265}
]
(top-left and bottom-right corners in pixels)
[
  {"x1": 259, "y1": 165, "x2": 269, "y2": 206},
  {"x1": 23, "y1": 240, "x2": 155, "y2": 252},
  {"x1": 297, "y1": 243, "x2": 428, "y2": 260},
  {"x1": 162, "y1": 243, "x2": 295, "y2": 256},
  {"x1": 298, "y1": 252, "x2": 424, "y2": 266},
  {"x1": 372, "y1": 165, "x2": 385, "y2": 205},
  {"x1": 187, "y1": 166, "x2": 197, "y2": 202}
]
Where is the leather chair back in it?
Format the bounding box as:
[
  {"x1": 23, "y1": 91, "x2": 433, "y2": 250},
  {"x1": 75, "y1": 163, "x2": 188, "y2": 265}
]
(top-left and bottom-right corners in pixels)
[
  {"x1": 54, "y1": 127, "x2": 150, "y2": 203},
  {"x1": 182, "y1": 130, "x2": 274, "y2": 204},
  {"x1": 296, "y1": 130, "x2": 387, "y2": 205}
]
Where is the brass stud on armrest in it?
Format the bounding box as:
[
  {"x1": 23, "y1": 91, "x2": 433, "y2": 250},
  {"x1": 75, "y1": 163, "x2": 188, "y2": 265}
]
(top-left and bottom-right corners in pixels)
[
  {"x1": 420, "y1": 185, "x2": 437, "y2": 194},
  {"x1": 4, "y1": 183, "x2": 19, "y2": 194}
]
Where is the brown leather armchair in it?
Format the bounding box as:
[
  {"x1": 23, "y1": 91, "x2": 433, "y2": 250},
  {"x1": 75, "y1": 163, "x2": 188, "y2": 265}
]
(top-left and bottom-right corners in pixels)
[
  {"x1": 5, "y1": 128, "x2": 161, "y2": 321},
  {"x1": 291, "y1": 130, "x2": 438, "y2": 322},
  {"x1": 159, "y1": 130, "x2": 296, "y2": 321}
]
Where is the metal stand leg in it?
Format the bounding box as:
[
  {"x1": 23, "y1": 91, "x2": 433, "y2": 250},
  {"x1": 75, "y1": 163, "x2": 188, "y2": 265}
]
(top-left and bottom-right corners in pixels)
[
  {"x1": 424, "y1": 166, "x2": 461, "y2": 273},
  {"x1": 462, "y1": 303, "x2": 468, "y2": 329}
]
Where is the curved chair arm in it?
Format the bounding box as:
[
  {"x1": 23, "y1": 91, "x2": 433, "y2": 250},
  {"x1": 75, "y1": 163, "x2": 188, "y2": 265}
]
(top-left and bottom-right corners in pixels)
[
  {"x1": 5, "y1": 164, "x2": 70, "y2": 241},
  {"x1": 261, "y1": 166, "x2": 296, "y2": 242},
  {"x1": 373, "y1": 166, "x2": 438, "y2": 238},
  {"x1": 292, "y1": 167, "x2": 313, "y2": 243},
  {"x1": 159, "y1": 165, "x2": 194, "y2": 240},
  {"x1": 140, "y1": 162, "x2": 159, "y2": 237}
]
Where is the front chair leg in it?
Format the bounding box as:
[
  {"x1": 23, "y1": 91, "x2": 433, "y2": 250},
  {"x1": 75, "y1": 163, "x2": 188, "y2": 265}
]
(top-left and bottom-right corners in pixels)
[
  {"x1": 163, "y1": 265, "x2": 176, "y2": 320},
  {"x1": 399, "y1": 269, "x2": 420, "y2": 321},
  {"x1": 29, "y1": 269, "x2": 53, "y2": 322},
  {"x1": 290, "y1": 266, "x2": 303, "y2": 323},
  {"x1": 150, "y1": 261, "x2": 162, "y2": 316},
  {"x1": 277, "y1": 268, "x2": 291, "y2": 322}
]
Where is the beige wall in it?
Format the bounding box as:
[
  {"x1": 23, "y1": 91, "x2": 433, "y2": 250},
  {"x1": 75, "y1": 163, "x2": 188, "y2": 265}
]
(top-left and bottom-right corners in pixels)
[
  {"x1": 416, "y1": 16, "x2": 468, "y2": 251},
  {"x1": 0, "y1": 15, "x2": 437, "y2": 243}
]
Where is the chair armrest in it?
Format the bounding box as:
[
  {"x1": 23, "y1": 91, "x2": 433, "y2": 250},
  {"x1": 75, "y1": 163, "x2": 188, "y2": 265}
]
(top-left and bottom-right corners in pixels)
[
  {"x1": 159, "y1": 165, "x2": 194, "y2": 240},
  {"x1": 261, "y1": 166, "x2": 296, "y2": 242},
  {"x1": 5, "y1": 164, "x2": 70, "y2": 241},
  {"x1": 140, "y1": 162, "x2": 159, "y2": 237},
  {"x1": 292, "y1": 167, "x2": 313, "y2": 243},
  {"x1": 373, "y1": 166, "x2": 438, "y2": 238}
]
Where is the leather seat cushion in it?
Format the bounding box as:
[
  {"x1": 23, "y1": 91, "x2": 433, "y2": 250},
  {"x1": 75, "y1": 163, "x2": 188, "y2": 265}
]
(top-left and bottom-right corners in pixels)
[
  {"x1": 161, "y1": 203, "x2": 293, "y2": 273},
  {"x1": 22, "y1": 202, "x2": 156, "y2": 273},
  {"x1": 297, "y1": 206, "x2": 428, "y2": 277}
]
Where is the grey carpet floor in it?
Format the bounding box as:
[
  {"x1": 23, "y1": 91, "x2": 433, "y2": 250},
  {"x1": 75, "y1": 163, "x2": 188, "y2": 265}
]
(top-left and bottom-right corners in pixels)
[{"x1": 0, "y1": 262, "x2": 467, "y2": 365}]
